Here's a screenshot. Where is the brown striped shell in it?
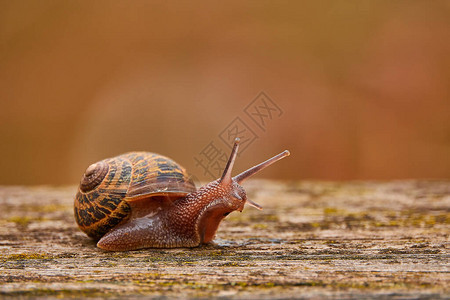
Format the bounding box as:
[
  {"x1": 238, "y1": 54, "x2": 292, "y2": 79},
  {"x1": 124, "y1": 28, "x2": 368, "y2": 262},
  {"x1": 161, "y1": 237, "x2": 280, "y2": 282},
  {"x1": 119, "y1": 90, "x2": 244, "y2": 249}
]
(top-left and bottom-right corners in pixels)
[{"x1": 74, "y1": 152, "x2": 196, "y2": 240}]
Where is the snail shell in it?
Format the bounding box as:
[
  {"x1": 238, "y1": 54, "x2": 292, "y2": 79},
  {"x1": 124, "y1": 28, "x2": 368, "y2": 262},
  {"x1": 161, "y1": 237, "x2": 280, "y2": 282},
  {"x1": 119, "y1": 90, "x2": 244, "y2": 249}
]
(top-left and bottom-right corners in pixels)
[{"x1": 74, "y1": 152, "x2": 195, "y2": 240}]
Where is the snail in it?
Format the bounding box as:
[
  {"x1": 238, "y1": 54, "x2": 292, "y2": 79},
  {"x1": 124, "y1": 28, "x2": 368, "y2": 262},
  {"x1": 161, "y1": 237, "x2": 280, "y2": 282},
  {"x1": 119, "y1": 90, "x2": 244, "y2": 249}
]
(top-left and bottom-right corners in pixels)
[{"x1": 74, "y1": 138, "x2": 289, "y2": 251}]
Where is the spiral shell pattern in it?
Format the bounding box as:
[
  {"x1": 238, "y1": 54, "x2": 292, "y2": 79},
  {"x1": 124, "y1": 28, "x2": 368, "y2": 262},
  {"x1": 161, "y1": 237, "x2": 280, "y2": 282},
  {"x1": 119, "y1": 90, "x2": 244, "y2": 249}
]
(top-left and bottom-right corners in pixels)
[
  {"x1": 80, "y1": 161, "x2": 109, "y2": 192},
  {"x1": 74, "y1": 152, "x2": 196, "y2": 240}
]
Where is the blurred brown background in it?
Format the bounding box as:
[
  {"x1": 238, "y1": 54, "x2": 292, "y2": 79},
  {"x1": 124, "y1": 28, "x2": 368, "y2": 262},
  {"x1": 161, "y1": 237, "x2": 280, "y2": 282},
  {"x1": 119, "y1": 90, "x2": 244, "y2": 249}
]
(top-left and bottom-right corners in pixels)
[{"x1": 1, "y1": 1, "x2": 449, "y2": 185}]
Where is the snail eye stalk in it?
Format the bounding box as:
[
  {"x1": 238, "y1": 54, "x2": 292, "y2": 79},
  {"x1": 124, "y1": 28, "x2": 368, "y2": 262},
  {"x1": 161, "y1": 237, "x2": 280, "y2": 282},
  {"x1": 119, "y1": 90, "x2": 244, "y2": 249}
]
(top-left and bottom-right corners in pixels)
[
  {"x1": 233, "y1": 150, "x2": 290, "y2": 184},
  {"x1": 219, "y1": 138, "x2": 240, "y2": 186}
]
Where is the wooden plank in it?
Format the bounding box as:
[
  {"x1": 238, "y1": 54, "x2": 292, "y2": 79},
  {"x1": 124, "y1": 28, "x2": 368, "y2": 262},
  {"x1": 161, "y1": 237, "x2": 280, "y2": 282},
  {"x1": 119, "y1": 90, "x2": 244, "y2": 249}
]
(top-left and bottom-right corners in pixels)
[{"x1": 0, "y1": 180, "x2": 449, "y2": 298}]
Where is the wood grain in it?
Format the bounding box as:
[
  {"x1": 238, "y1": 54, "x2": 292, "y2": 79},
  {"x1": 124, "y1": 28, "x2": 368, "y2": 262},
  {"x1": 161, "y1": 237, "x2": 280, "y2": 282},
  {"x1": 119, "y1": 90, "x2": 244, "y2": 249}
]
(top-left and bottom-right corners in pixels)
[{"x1": 1, "y1": 180, "x2": 449, "y2": 298}]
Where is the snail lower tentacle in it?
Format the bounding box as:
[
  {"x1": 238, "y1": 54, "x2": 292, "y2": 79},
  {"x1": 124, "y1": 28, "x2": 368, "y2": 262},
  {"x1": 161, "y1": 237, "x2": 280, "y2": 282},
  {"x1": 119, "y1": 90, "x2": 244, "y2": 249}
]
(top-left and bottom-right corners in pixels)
[{"x1": 80, "y1": 161, "x2": 109, "y2": 192}]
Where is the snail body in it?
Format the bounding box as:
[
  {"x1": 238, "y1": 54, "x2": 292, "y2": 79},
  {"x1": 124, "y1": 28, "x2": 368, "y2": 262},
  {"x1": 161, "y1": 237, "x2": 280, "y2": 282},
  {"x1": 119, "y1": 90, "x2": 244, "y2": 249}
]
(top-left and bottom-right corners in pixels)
[{"x1": 74, "y1": 138, "x2": 289, "y2": 251}]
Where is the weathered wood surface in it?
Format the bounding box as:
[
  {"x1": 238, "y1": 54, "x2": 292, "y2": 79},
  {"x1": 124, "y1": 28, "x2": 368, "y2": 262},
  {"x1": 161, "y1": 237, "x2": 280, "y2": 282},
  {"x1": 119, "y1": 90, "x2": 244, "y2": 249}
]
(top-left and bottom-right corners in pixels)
[{"x1": 0, "y1": 180, "x2": 449, "y2": 299}]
